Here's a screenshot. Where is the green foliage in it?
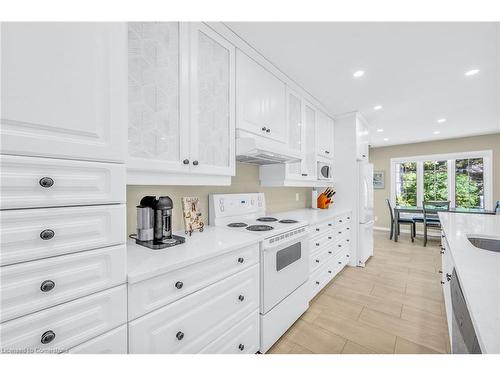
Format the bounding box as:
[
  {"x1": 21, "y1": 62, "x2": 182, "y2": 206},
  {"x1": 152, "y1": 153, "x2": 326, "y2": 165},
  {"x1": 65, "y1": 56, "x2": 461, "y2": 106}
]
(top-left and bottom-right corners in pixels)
[
  {"x1": 456, "y1": 173, "x2": 481, "y2": 208},
  {"x1": 396, "y1": 163, "x2": 417, "y2": 206},
  {"x1": 423, "y1": 161, "x2": 448, "y2": 202}
]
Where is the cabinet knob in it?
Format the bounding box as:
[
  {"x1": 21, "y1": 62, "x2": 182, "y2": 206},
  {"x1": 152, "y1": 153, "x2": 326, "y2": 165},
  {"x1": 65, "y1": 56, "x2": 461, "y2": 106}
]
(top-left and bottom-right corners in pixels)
[
  {"x1": 301, "y1": 173, "x2": 308, "y2": 177},
  {"x1": 328, "y1": 251, "x2": 332, "y2": 254},
  {"x1": 315, "y1": 243, "x2": 320, "y2": 246},
  {"x1": 328, "y1": 236, "x2": 332, "y2": 240},
  {"x1": 338, "y1": 261, "x2": 342, "y2": 265},
  {"x1": 446, "y1": 273, "x2": 452, "y2": 282},
  {"x1": 440, "y1": 250, "x2": 445, "y2": 254},
  {"x1": 338, "y1": 244, "x2": 342, "y2": 248},
  {"x1": 40, "y1": 280, "x2": 55, "y2": 292},
  {"x1": 441, "y1": 281, "x2": 445, "y2": 285},
  {"x1": 338, "y1": 231, "x2": 342, "y2": 234},
  {"x1": 237, "y1": 257, "x2": 244, "y2": 263},
  {"x1": 347, "y1": 227, "x2": 350, "y2": 230},
  {"x1": 328, "y1": 223, "x2": 332, "y2": 227},
  {"x1": 175, "y1": 281, "x2": 183, "y2": 289},
  {"x1": 41, "y1": 330, "x2": 56, "y2": 344},
  {"x1": 183, "y1": 159, "x2": 190, "y2": 165},
  {"x1": 315, "y1": 281, "x2": 320, "y2": 285},
  {"x1": 347, "y1": 217, "x2": 350, "y2": 220},
  {"x1": 362, "y1": 154, "x2": 366, "y2": 158},
  {"x1": 176, "y1": 331, "x2": 184, "y2": 340},
  {"x1": 346, "y1": 254, "x2": 349, "y2": 257},
  {"x1": 40, "y1": 229, "x2": 55, "y2": 240},
  {"x1": 315, "y1": 228, "x2": 320, "y2": 232},
  {"x1": 238, "y1": 344, "x2": 245, "y2": 351},
  {"x1": 192, "y1": 160, "x2": 199, "y2": 166},
  {"x1": 346, "y1": 239, "x2": 350, "y2": 242},
  {"x1": 261, "y1": 127, "x2": 267, "y2": 132},
  {"x1": 315, "y1": 259, "x2": 320, "y2": 263},
  {"x1": 238, "y1": 295, "x2": 245, "y2": 302},
  {"x1": 39, "y1": 177, "x2": 54, "y2": 188},
  {"x1": 339, "y1": 220, "x2": 343, "y2": 223},
  {"x1": 325, "y1": 150, "x2": 330, "y2": 154},
  {"x1": 266, "y1": 128, "x2": 271, "y2": 133},
  {"x1": 328, "y1": 270, "x2": 332, "y2": 274}
]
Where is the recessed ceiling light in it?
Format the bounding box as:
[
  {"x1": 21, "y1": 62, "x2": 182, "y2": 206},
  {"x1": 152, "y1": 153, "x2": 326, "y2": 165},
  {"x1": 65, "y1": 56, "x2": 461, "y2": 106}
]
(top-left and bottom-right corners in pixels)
[
  {"x1": 373, "y1": 105, "x2": 383, "y2": 111},
  {"x1": 376, "y1": 128, "x2": 384, "y2": 132},
  {"x1": 433, "y1": 130, "x2": 441, "y2": 135},
  {"x1": 465, "y1": 69, "x2": 479, "y2": 76},
  {"x1": 383, "y1": 138, "x2": 389, "y2": 141},
  {"x1": 437, "y1": 118, "x2": 447, "y2": 124},
  {"x1": 353, "y1": 70, "x2": 365, "y2": 78}
]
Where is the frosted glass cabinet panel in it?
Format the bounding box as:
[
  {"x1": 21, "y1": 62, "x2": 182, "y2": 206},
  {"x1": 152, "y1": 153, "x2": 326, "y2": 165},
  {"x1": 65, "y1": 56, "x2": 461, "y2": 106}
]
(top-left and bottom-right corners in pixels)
[
  {"x1": 1, "y1": 23, "x2": 127, "y2": 162},
  {"x1": 303, "y1": 104, "x2": 317, "y2": 179},
  {"x1": 127, "y1": 22, "x2": 189, "y2": 173},
  {"x1": 286, "y1": 88, "x2": 305, "y2": 179},
  {"x1": 189, "y1": 23, "x2": 235, "y2": 176}
]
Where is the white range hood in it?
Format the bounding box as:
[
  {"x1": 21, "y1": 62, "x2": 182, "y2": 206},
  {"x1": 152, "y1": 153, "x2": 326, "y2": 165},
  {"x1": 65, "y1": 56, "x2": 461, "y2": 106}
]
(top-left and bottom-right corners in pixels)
[{"x1": 236, "y1": 135, "x2": 301, "y2": 165}]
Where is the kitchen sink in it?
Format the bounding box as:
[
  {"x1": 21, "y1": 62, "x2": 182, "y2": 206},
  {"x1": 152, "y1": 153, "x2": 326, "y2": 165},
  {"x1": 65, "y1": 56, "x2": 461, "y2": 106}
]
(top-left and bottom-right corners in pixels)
[{"x1": 467, "y1": 236, "x2": 500, "y2": 252}]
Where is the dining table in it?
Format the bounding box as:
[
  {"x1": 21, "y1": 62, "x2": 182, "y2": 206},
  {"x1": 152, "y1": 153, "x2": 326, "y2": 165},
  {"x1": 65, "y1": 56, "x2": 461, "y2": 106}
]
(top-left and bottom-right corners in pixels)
[{"x1": 393, "y1": 206, "x2": 497, "y2": 242}]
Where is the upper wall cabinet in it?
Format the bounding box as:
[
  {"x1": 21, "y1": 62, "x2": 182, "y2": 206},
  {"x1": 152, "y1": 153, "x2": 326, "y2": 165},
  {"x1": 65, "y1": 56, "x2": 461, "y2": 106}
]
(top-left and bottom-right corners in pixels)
[
  {"x1": 356, "y1": 115, "x2": 369, "y2": 161},
  {"x1": 236, "y1": 50, "x2": 287, "y2": 144},
  {"x1": 316, "y1": 111, "x2": 334, "y2": 160},
  {"x1": 127, "y1": 22, "x2": 235, "y2": 184},
  {"x1": 0, "y1": 23, "x2": 127, "y2": 163}
]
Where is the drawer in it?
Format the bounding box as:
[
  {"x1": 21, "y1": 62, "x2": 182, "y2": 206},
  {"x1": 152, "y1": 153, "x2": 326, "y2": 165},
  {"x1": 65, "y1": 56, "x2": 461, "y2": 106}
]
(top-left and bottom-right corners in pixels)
[
  {"x1": 65, "y1": 325, "x2": 128, "y2": 354},
  {"x1": 334, "y1": 213, "x2": 352, "y2": 227},
  {"x1": 334, "y1": 237, "x2": 351, "y2": 255},
  {"x1": 0, "y1": 204, "x2": 126, "y2": 266},
  {"x1": 0, "y1": 155, "x2": 125, "y2": 209},
  {"x1": 128, "y1": 264, "x2": 259, "y2": 354},
  {"x1": 200, "y1": 310, "x2": 259, "y2": 354},
  {"x1": 335, "y1": 222, "x2": 352, "y2": 240},
  {"x1": 309, "y1": 220, "x2": 333, "y2": 238},
  {"x1": 310, "y1": 245, "x2": 334, "y2": 274},
  {"x1": 0, "y1": 285, "x2": 127, "y2": 353},
  {"x1": 1, "y1": 245, "x2": 126, "y2": 322},
  {"x1": 128, "y1": 243, "x2": 259, "y2": 320},
  {"x1": 310, "y1": 233, "x2": 335, "y2": 253},
  {"x1": 308, "y1": 266, "x2": 331, "y2": 301}
]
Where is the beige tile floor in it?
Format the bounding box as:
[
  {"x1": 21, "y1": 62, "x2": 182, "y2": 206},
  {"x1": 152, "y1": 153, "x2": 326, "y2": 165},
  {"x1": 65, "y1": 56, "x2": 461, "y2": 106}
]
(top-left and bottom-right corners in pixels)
[{"x1": 267, "y1": 230, "x2": 450, "y2": 354}]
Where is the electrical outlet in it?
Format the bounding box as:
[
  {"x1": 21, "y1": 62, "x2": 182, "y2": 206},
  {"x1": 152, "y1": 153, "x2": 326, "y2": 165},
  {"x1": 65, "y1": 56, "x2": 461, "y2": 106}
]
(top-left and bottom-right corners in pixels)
[{"x1": 295, "y1": 193, "x2": 300, "y2": 201}]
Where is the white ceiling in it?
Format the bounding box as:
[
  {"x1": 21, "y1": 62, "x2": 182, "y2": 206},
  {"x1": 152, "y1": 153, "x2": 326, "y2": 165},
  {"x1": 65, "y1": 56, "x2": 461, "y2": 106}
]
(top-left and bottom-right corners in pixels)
[{"x1": 225, "y1": 22, "x2": 500, "y2": 147}]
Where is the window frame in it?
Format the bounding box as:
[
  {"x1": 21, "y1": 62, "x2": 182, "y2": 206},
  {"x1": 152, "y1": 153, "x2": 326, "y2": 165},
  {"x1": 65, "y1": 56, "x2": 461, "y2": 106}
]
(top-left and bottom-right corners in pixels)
[{"x1": 390, "y1": 150, "x2": 493, "y2": 210}]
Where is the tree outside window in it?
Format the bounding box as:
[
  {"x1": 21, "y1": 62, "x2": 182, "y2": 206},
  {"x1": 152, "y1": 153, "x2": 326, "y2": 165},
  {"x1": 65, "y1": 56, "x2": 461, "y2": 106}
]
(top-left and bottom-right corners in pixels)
[
  {"x1": 395, "y1": 162, "x2": 417, "y2": 206},
  {"x1": 455, "y1": 158, "x2": 484, "y2": 208},
  {"x1": 423, "y1": 160, "x2": 448, "y2": 202}
]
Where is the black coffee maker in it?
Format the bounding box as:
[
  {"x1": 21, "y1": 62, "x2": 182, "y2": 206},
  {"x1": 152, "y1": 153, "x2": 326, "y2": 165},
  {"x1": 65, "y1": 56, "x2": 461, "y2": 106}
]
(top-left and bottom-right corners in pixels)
[{"x1": 135, "y1": 196, "x2": 185, "y2": 250}]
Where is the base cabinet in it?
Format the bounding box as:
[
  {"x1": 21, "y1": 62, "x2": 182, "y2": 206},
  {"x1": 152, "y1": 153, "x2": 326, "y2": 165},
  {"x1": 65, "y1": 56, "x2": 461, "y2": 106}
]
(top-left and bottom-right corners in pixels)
[{"x1": 66, "y1": 325, "x2": 128, "y2": 354}]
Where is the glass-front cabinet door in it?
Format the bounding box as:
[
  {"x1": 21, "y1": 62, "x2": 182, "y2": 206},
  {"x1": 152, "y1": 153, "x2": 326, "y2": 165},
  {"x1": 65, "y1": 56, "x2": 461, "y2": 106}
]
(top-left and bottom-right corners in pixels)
[
  {"x1": 286, "y1": 88, "x2": 304, "y2": 179},
  {"x1": 127, "y1": 22, "x2": 189, "y2": 173},
  {"x1": 188, "y1": 23, "x2": 235, "y2": 176},
  {"x1": 303, "y1": 103, "x2": 317, "y2": 179}
]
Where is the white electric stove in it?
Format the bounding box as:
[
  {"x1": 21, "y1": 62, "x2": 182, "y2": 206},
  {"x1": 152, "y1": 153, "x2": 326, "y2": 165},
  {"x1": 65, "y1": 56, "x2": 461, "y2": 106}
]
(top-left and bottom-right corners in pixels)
[{"x1": 209, "y1": 193, "x2": 310, "y2": 353}]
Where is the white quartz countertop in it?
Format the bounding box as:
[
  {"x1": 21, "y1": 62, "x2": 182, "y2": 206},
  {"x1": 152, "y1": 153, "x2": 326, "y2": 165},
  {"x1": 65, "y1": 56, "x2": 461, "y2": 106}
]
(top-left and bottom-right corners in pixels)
[
  {"x1": 275, "y1": 207, "x2": 352, "y2": 225},
  {"x1": 127, "y1": 226, "x2": 260, "y2": 284},
  {"x1": 439, "y1": 212, "x2": 500, "y2": 353}
]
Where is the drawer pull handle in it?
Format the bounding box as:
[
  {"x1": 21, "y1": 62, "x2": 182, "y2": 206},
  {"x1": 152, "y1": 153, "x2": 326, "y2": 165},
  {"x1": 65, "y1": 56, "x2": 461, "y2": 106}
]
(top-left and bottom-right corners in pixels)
[
  {"x1": 328, "y1": 251, "x2": 332, "y2": 254},
  {"x1": 328, "y1": 223, "x2": 332, "y2": 227},
  {"x1": 446, "y1": 273, "x2": 452, "y2": 282},
  {"x1": 192, "y1": 160, "x2": 199, "y2": 166},
  {"x1": 339, "y1": 220, "x2": 343, "y2": 223},
  {"x1": 315, "y1": 228, "x2": 320, "y2": 232},
  {"x1": 41, "y1": 330, "x2": 56, "y2": 344},
  {"x1": 183, "y1": 159, "x2": 190, "y2": 165},
  {"x1": 328, "y1": 236, "x2": 332, "y2": 240},
  {"x1": 316, "y1": 243, "x2": 320, "y2": 246},
  {"x1": 439, "y1": 270, "x2": 443, "y2": 274},
  {"x1": 238, "y1": 295, "x2": 245, "y2": 302},
  {"x1": 40, "y1": 280, "x2": 55, "y2": 292},
  {"x1": 175, "y1": 281, "x2": 183, "y2": 289},
  {"x1": 347, "y1": 227, "x2": 350, "y2": 230},
  {"x1": 238, "y1": 344, "x2": 245, "y2": 351},
  {"x1": 338, "y1": 261, "x2": 342, "y2": 265},
  {"x1": 346, "y1": 239, "x2": 350, "y2": 242},
  {"x1": 237, "y1": 257, "x2": 244, "y2": 263},
  {"x1": 315, "y1": 259, "x2": 320, "y2": 263},
  {"x1": 346, "y1": 254, "x2": 349, "y2": 258},
  {"x1": 261, "y1": 127, "x2": 267, "y2": 132},
  {"x1": 176, "y1": 331, "x2": 184, "y2": 340},
  {"x1": 338, "y1": 231, "x2": 342, "y2": 234},
  {"x1": 315, "y1": 281, "x2": 320, "y2": 285},
  {"x1": 328, "y1": 270, "x2": 332, "y2": 274},
  {"x1": 441, "y1": 281, "x2": 445, "y2": 285},
  {"x1": 39, "y1": 177, "x2": 54, "y2": 188},
  {"x1": 40, "y1": 229, "x2": 55, "y2": 240},
  {"x1": 338, "y1": 244, "x2": 341, "y2": 248},
  {"x1": 347, "y1": 217, "x2": 350, "y2": 220},
  {"x1": 440, "y1": 250, "x2": 444, "y2": 254}
]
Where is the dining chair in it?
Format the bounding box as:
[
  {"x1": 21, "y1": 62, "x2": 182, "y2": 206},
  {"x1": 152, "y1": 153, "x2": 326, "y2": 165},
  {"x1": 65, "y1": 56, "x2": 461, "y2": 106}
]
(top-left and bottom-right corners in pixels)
[
  {"x1": 495, "y1": 200, "x2": 500, "y2": 214},
  {"x1": 386, "y1": 199, "x2": 415, "y2": 242},
  {"x1": 422, "y1": 200, "x2": 450, "y2": 247}
]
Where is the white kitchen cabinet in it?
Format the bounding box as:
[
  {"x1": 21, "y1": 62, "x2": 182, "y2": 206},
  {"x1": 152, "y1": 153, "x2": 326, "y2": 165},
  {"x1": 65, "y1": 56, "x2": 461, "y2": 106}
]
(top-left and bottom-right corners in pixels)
[
  {"x1": 0, "y1": 22, "x2": 127, "y2": 163},
  {"x1": 356, "y1": 115, "x2": 370, "y2": 161},
  {"x1": 303, "y1": 103, "x2": 317, "y2": 179},
  {"x1": 316, "y1": 110, "x2": 335, "y2": 160},
  {"x1": 127, "y1": 22, "x2": 235, "y2": 183},
  {"x1": 66, "y1": 325, "x2": 128, "y2": 354},
  {"x1": 285, "y1": 88, "x2": 306, "y2": 180},
  {"x1": 188, "y1": 23, "x2": 235, "y2": 176},
  {"x1": 236, "y1": 50, "x2": 287, "y2": 143}
]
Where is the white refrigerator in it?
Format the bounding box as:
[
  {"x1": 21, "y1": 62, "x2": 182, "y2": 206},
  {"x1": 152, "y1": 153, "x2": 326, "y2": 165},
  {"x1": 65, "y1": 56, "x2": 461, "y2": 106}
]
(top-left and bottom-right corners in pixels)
[{"x1": 357, "y1": 162, "x2": 374, "y2": 266}]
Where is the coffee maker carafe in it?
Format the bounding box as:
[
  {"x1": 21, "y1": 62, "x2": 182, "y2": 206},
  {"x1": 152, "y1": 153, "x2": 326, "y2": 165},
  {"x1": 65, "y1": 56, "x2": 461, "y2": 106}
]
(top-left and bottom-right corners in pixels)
[{"x1": 135, "y1": 195, "x2": 185, "y2": 250}]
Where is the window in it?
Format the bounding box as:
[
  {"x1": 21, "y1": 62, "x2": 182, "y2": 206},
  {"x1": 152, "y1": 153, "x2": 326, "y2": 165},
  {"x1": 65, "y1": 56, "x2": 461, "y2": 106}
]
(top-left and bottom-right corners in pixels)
[
  {"x1": 455, "y1": 158, "x2": 484, "y2": 208},
  {"x1": 395, "y1": 162, "x2": 417, "y2": 206},
  {"x1": 390, "y1": 151, "x2": 492, "y2": 209},
  {"x1": 423, "y1": 160, "x2": 448, "y2": 202}
]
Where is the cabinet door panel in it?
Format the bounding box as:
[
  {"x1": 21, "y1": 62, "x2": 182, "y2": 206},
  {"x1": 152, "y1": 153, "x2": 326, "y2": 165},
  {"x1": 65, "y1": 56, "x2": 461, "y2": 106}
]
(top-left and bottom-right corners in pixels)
[
  {"x1": 189, "y1": 23, "x2": 235, "y2": 176},
  {"x1": 1, "y1": 22, "x2": 126, "y2": 163},
  {"x1": 127, "y1": 22, "x2": 189, "y2": 172},
  {"x1": 285, "y1": 88, "x2": 304, "y2": 179},
  {"x1": 303, "y1": 104, "x2": 317, "y2": 179},
  {"x1": 316, "y1": 111, "x2": 334, "y2": 159}
]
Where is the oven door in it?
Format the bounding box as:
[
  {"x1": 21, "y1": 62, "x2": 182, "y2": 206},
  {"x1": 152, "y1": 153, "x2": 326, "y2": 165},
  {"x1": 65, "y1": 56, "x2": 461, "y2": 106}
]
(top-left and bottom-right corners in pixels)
[{"x1": 261, "y1": 235, "x2": 309, "y2": 314}]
